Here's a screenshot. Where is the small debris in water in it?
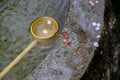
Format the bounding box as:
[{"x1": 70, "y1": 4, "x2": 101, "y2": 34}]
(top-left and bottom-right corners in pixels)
[
  {"x1": 95, "y1": 26, "x2": 100, "y2": 31},
  {"x1": 95, "y1": 0, "x2": 99, "y2": 3},
  {"x1": 63, "y1": 38, "x2": 71, "y2": 45},
  {"x1": 92, "y1": 22, "x2": 97, "y2": 27},
  {"x1": 51, "y1": 70, "x2": 63, "y2": 75},
  {"x1": 73, "y1": 50, "x2": 78, "y2": 55},
  {"x1": 61, "y1": 32, "x2": 71, "y2": 45},
  {"x1": 96, "y1": 23, "x2": 101, "y2": 27},
  {"x1": 61, "y1": 32, "x2": 69, "y2": 39},
  {"x1": 96, "y1": 35, "x2": 101, "y2": 38},
  {"x1": 89, "y1": 0, "x2": 95, "y2": 7},
  {"x1": 93, "y1": 42, "x2": 99, "y2": 47},
  {"x1": 80, "y1": 51, "x2": 87, "y2": 55}
]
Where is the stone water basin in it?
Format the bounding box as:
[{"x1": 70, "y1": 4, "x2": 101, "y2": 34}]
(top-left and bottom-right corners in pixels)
[{"x1": 0, "y1": 0, "x2": 105, "y2": 80}]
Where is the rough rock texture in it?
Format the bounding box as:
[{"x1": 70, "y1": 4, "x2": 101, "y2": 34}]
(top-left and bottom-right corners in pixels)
[
  {"x1": 81, "y1": 0, "x2": 120, "y2": 80},
  {"x1": 24, "y1": 0, "x2": 105, "y2": 80}
]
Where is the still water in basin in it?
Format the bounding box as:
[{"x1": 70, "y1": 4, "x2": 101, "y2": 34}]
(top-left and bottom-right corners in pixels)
[{"x1": 0, "y1": 0, "x2": 69, "y2": 80}]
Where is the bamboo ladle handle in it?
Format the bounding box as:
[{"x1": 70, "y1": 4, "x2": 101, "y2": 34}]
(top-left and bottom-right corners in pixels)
[{"x1": 0, "y1": 40, "x2": 38, "y2": 79}]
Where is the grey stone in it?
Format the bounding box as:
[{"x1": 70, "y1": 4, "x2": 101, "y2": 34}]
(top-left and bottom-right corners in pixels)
[{"x1": 24, "y1": 0, "x2": 105, "y2": 80}]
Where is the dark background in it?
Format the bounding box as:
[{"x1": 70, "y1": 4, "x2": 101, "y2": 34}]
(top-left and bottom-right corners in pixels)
[{"x1": 81, "y1": 0, "x2": 120, "y2": 80}]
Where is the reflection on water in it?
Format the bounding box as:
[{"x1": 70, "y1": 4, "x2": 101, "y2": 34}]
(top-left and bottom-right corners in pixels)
[{"x1": 0, "y1": 0, "x2": 69, "y2": 80}]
